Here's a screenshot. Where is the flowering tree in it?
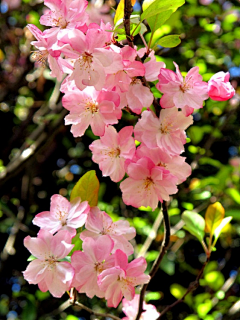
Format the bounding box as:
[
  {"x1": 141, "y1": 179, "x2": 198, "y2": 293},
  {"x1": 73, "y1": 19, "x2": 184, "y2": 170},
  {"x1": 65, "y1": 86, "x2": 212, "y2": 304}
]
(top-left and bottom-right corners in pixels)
[{"x1": 0, "y1": 0, "x2": 239, "y2": 319}]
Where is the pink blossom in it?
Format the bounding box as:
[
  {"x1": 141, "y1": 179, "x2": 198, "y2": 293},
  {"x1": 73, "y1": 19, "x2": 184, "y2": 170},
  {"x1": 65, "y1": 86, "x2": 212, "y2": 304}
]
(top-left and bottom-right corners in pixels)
[
  {"x1": 120, "y1": 157, "x2": 178, "y2": 210},
  {"x1": 59, "y1": 28, "x2": 122, "y2": 91},
  {"x1": 71, "y1": 236, "x2": 115, "y2": 298},
  {"x1": 80, "y1": 207, "x2": 136, "y2": 256},
  {"x1": 136, "y1": 144, "x2": 191, "y2": 184},
  {"x1": 89, "y1": 125, "x2": 136, "y2": 182},
  {"x1": 23, "y1": 229, "x2": 74, "y2": 298},
  {"x1": 134, "y1": 109, "x2": 193, "y2": 156},
  {"x1": 32, "y1": 194, "x2": 90, "y2": 237},
  {"x1": 157, "y1": 62, "x2": 208, "y2": 116},
  {"x1": 138, "y1": 48, "x2": 166, "y2": 82},
  {"x1": 98, "y1": 250, "x2": 150, "y2": 308},
  {"x1": 62, "y1": 86, "x2": 121, "y2": 137},
  {"x1": 27, "y1": 24, "x2": 63, "y2": 80},
  {"x1": 208, "y1": 72, "x2": 235, "y2": 101},
  {"x1": 40, "y1": 0, "x2": 89, "y2": 31},
  {"x1": 122, "y1": 294, "x2": 160, "y2": 320}
]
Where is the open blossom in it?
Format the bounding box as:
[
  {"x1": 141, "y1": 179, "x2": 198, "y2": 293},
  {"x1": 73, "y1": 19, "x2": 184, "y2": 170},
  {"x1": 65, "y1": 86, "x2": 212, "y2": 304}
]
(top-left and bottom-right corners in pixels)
[
  {"x1": 32, "y1": 194, "x2": 90, "y2": 237},
  {"x1": 136, "y1": 144, "x2": 191, "y2": 184},
  {"x1": 98, "y1": 250, "x2": 150, "y2": 308},
  {"x1": 208, "y1": 72, "x2": 235, "y2": 101},
  {"x1": 23, "y1": 230, "x2": 74, "y2": 298},
  {"x1": 134, "y1": 109, "x2": 193, "y2": 156},
  {"x1": 71, "y1": 236, "x2": 115, "y2": 298},
  {"x1": 122, "y1": 294, "x2": 160, "y2": 320},
  {"x1": 40, "y1": 0, "x2": 89, "y2": 32},
  {"x1": 89, "y1": 125, "x2": 136, "y2": 182},
  {"x1": 62, "y1": 86, "x2": 121, "y2": 137},
  {"x1": 81, "y1": 207, "x2": 136, "y2": 256},
  {"x1": 120, "y1": 157, "x2": 178, "y2": 210},
  {"x1": 157, "y1": 62, "x2": 208, "y2": 116}
]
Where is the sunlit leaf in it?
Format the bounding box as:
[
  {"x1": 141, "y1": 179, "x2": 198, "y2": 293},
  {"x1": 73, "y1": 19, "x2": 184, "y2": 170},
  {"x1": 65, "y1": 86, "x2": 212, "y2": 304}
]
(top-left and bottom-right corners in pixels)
[
  {"x1": 203, "y1": 271, "x2": 225, "y2": 291},
  {"x1": 70, "y1": 170, "x2": 99, "y2": 207},
  {"x1": 213, "y1": 217, "x2": 232, "y2": 246},
  {"x1": 27, "y1": 255, "x2": 36, "y2": 261},
  {"x1": 114, "y1": 0, "x2": 136, "y2": 25},
  {"x1": 155, "y1": 35, "x2": 181, "y2": 48},
  {"x1": 226, "y1": 188, "x2": 240, "y2": 205},
  {"x1": 69, "y1": 232, "x2": 82, "y2": 256},
  {"x1": 182, "y1": 210, "x2": 205, "y2": 242},
  {"x1": 205, "y1": 202, "x2": 225, "y2": 235},
  {"x1": 145, "y1": 292, "x2": 161, "y2": 302}
]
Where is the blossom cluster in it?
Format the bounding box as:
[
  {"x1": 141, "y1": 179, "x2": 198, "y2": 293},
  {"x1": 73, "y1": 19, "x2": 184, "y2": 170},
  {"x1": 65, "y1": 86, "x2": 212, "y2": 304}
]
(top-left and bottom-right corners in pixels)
[
  {"x1": 28, "y1": 0, "x2": 235, "y2": 212},
  {"x1": 23, "y1": 195, "x2": 150, "y2": 308}
]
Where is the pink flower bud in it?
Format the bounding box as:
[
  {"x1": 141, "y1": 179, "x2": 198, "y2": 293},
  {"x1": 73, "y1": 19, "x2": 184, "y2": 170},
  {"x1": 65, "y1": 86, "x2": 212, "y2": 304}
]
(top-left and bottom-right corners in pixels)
[{"x1": 208, "y1": 72, "x2": 235, "y2": 101}]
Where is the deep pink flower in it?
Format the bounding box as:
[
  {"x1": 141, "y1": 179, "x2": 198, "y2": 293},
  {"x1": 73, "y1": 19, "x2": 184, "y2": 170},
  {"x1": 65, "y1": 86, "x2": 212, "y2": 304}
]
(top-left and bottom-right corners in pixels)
[
  {"x1": 157, "y1": 62, "x2": 208, "y2": 116},
  {"x1": 120, "y1": 157, "x2": 178, "y2": 210},
  {"x1": 134, "y1": 109, "x2": 193, "y2": 156},
  {"x1": 71, "y1": 236, "x2": 115, "y2": 298},
  {"x1": 80, "y1": 207, "x2": 136, "y2": 256},
  {"x1": 32, "y1": 194, "x2": 90, "y2": 237},
  {"x1": 98, "y1": 250, "x2": 150, "y2": 308},
  {"x1": 62, "y1": 86, "x2": 121, "y2": 137},
  {"x1": 89, "y1": 125, "x2": 136, "y2": 182},
  {"x1": 122, "y1": 294, "x2": 160, "y2": 320},
  {"x1": 208, "y1": 72, "x2": 235, "y2": 101},
  {"x1": 23, "y1": 229, "x2": 74, "y2": 298}
]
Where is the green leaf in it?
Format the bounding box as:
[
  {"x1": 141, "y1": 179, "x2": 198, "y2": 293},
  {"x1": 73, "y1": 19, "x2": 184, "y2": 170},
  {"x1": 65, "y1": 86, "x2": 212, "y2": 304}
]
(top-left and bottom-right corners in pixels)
[
  {"x1": 182, "y1": 210, "x2": 205, "y2": 242},
  {"x1": 70, "y1": 170, "x2": 99, "y2": 207},
  {"x1": 213, "y1": 217, "x2": 232, "y2": 246},
  {"x1": 141, "y1": 0, "x2": 185, "y2": 32},
  {"x1": 170, "y1": 284, "x2": 192, "y2": 305},
  {"x1": 226, "y1": 188, "x2": 240, "y2": 204},
  {"x1": 155, "y1": 35, "x2": 181, "y2": 48},
  {"x1": 203, "y1": 271, "x2": 225, "y2": 291},
  {"x1": 204, "y1": 202, "x2": 225, "y2": 235},
  {"x1": 114, "y1": 0, "x2": 136, "y2": 25},
  {"x1": 27, "y1": 255, "x2": 36, "y2": 261},
  {"x1": 69, "y1": 232, "x2": 83, "y2": 256},
  {"x1": 145, "y1": 292, "x2": 161, "y2": 302}
]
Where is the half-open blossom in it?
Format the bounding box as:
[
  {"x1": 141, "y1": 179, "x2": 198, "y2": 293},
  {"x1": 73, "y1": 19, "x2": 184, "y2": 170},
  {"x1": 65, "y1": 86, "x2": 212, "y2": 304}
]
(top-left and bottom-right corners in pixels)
[
  {"x1": 98, "y1": 250, "x2": 150, "y2": 308},
  {"x1": 89, "y1": 125, "x2": 136, "y2": 182},
  {"x1": 208, "y1": 71, "x2": 235, "y2": 101},
  {"x1": 71, "y1": 236, "x2": 115, "y2": 298},
  {"x1": 33, "y1": 194, "x2": 90, "y2": 237},
  {"x1": 80, "y1": 207, "x2": 136, "y2": 256},
  {"x1": 23, "y1": 229, "x2": 74, "y2": 298},
  {"x1": 157, "y1": 62, "x2": 208, "y2": 116},
  {"x1": 122, "y1": 294, "x2": 160, "y2": 320},
  {"x1": 62, "y1": 86, "x2": 121, "y2": 137},
  {"x1": 134, "y1": 109, "x2": 193, "y2": 156},
  {"x1": 120, "y1": 157, "x2": 178, "y2": 210}
]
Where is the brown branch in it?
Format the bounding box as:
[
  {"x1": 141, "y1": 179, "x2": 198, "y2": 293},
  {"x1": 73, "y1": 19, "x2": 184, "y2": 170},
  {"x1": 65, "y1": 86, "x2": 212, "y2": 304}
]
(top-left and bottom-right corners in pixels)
[
  {"x1": 123, "y1": 0, "x2": 134, "y2": 47},
  {"x1": 136, "y1": 201, "x2": 171, "y2": 320},
  {"x1": 157, "y1": 258, "x2": 209, "y2": 319}
]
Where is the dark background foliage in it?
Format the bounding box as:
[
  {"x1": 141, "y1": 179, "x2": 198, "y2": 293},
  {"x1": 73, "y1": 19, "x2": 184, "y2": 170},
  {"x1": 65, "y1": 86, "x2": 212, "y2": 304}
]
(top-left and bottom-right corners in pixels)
[{"x1": 0, "y1": 0, "x2": 239, "y2": 319}]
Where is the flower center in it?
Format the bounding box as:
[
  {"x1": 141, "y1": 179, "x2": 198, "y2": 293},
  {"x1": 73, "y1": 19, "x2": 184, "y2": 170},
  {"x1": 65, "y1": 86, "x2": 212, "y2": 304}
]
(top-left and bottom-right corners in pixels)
[
  {"x1": 31, "y1": 50, "x2": 48, "y2": 66},
  {"x1": 85, "y1": 101, "x2": 99, "y2": 114},
  {"x1": 180, "y1": 80, "x2": 191, "y2": 92},
  {"x1": 144, "y1": 177, "x2": 154, "y2": 190},
  {"x1": 106, "y1": 147, "x2": 121, "y2": 158}
]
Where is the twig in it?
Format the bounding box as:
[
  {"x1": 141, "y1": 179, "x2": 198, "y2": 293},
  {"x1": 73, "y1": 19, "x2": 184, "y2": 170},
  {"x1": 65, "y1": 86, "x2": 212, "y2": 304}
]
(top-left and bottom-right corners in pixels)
[
  {"x1": 157, "y1": 258, "x2": 209, "y2": 319},
  {"x1": 123, "y1": 0, "x2": 134, "y2": 47},
  {"x1": 136, "y1": 201, "x2": 171, "y2": 320},
  {"x1": 73, "y1": 301, "x2": 122, "y2": 320}
]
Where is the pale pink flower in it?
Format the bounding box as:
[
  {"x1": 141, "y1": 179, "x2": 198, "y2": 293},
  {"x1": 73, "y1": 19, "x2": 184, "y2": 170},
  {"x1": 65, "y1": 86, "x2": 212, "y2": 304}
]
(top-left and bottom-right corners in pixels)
[
  {"x1": 134, "y1": 109, "x2": 193, "y2": 156},
  {"x1": 23, "y1": 229, "x2": 74, "y2": 298},
  {"x1": 208, "y1": 72, "x2": 235, "y2": 101},
  {"x1": 98, "y1": 250, "x2": 150, "y2": 308},
  {"x1": 157, "y1": 62, "x2": 208, "y2": 116},
  {"x1": 71, "y1": 236, "x2": 115, "y2": 298},
  {"x1": 138, "y1": 48, "x2": 166, "y2": 82},
  {"x1": 40, "y1": 0, "x2": 89, "y2": 31},
  {"x1": 27, "y1": 24, "x2": 63, "y2": 81},
  {"x1": 62, "y1": 86, "x2": 121, "y2": 137},
  {"x1": 59, "y1": 28, "x2": 122, "y2": 91},
  {"x1": 32, "y1": 194, "x2": 90, "y2": 237},
  {"x1": 122, "y1": 294, "x2": 160, "y2": 320},
  {"x1": 136, "y1": 144, "x2": 191, "y2": 184},
  {"x1": 89, "y1": 125, "x2": 136, "y2": 182},
  {"x1": 80, "y1": 207, "x2": 136, "y2": 256},
  {"x1": 120, "y1": 157, "x2": 178, "y2": 210}
]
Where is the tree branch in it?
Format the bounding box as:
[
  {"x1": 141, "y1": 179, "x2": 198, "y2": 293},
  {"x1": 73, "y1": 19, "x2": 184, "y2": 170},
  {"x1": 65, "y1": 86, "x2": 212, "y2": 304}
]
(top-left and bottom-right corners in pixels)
[
  {"x1": 136, "y1": 201, "x2": 171, "y2": 320},
  {"x1": 123, "y1": 0, "x2": 134, "y2": 47}
]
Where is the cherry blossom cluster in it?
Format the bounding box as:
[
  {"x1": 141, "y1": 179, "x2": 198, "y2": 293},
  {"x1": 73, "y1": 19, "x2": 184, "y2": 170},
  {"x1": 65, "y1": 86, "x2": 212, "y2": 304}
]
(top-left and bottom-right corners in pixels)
[
  {"x1": 24, "y1": 0, "x2": 236, "y2": 316},
  {"x1": 23, "y1": 194, "x2": 150, "y2": 308},
  {"x1": 28, "y1": 0, "x2": 235, "y2": 212}
]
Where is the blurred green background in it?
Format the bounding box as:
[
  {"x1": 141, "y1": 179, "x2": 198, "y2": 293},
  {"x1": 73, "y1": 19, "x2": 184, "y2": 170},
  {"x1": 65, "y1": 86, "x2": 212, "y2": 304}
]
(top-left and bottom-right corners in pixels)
[{"x1": 0, "y1": 0, "x2": 239, "y2": 319}]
